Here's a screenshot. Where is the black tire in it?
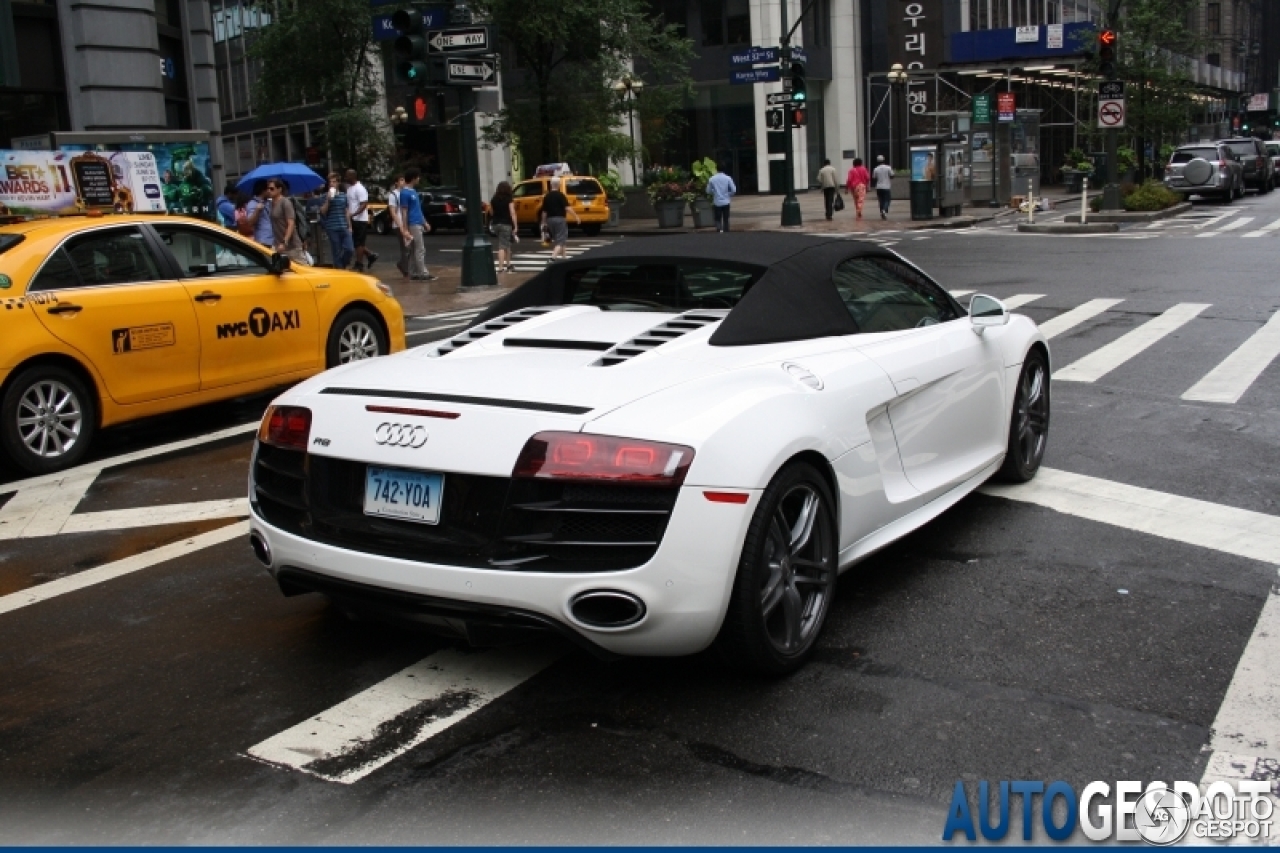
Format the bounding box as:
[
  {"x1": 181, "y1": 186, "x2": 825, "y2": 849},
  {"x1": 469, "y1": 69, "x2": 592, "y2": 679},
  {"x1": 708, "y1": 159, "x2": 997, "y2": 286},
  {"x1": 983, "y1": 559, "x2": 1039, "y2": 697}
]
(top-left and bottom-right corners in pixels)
[
  {"x1": 374, "y1": 213, "x2": 390, "y2": 236},
  {"x1": 581, "y1": 223, "x2": 602, "y2": 237},
  {"x1": 714, "y1": 462, "x2": 838, "y2": 675},
  {"x1": 326, "y1": 308, "x2": 388, "y2": 368},
  {"x1": 997, "y1": 348, "x2": 1050, "y2": 483},
  {"x1": 1, "y1": 363, "x2": 97, "y2": 475}
]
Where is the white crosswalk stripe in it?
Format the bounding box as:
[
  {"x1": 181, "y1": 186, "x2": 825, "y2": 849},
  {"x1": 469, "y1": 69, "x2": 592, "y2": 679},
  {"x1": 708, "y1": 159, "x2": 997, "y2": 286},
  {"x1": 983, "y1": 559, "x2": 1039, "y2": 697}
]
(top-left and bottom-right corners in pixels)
[
  {"x1": 1196, "y1": 216, "x2": 1254, "y2": 237},
  {"x1": 1241, "y1": 217, "x2": 1280, "y2": 238},
  {"x1": 1036, "y1": 298, "x2": 1124, "y2": 340},
  {"x1": 1001, "y1": 294, "x2": 1044, "y2": 309},
  {"x1": 509, "y1": 241, "x2": 612, "y2": 271},
  {"x1": 1054, "y1": 302, "x2": 1210, "y2": 383},
  {"x1": 1182, "y1": 310, "x2": 1280, "y2": 404}
]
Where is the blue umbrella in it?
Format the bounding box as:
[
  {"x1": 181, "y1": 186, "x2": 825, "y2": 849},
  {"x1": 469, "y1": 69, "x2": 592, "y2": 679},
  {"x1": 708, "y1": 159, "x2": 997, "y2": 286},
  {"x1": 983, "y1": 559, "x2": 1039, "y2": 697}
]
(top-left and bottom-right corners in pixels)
[{"x1": 235, "y1": 162, "x2": 326, "y2": 195}]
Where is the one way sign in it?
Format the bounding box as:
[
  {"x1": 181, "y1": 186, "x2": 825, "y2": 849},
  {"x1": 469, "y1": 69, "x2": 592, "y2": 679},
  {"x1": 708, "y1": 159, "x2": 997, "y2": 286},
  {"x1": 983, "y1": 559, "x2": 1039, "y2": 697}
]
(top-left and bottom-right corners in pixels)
[
  {"x1": 427, "y1": 27, "x2": 490, "y2": 54},
  {"x1": 447, "y1": 58, "x2": 496, "y2": 84}
]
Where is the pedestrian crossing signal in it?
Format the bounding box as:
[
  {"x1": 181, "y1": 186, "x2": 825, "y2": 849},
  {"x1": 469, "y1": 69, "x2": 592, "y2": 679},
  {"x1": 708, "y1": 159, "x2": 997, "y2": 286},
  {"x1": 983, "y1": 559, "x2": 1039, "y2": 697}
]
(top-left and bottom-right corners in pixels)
[
  {"x1": 411, "y1": 95, "x2": 429, "y2": 123},
  {"x1": 791, "y1": 107, "x2": 807, "y2": 127}
]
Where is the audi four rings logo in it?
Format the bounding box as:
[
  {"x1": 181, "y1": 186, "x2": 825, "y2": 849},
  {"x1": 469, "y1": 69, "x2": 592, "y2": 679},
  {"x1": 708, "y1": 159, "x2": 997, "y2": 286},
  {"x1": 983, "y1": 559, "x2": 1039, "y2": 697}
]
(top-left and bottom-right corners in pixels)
[{"x1": 374, "y1": 423, "x2": 428, "y2": 448}]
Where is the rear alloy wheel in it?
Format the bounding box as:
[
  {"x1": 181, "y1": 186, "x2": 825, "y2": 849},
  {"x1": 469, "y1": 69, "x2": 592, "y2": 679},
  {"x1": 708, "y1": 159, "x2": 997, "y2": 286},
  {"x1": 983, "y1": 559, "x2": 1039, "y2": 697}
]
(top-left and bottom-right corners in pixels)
[
  {"x1": 1, "y1": 364, "x2": 97, "y2": 475},
  {"x1": 715, "y1": 462, "x2": 837, "y2": 675},
  {"x1": 326, "y1": 308, "x2": 387, "y2": 368},
  {"x1": 997, "y1": 348, "x2": 1050, "y2": 483}
]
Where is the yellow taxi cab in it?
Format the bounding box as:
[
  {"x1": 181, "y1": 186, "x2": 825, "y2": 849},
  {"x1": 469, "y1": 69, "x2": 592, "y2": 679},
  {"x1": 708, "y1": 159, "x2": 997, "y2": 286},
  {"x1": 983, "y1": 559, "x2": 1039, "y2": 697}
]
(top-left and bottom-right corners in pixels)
[
  {"x1": 0, "y1": 214, "x2": 405, "y2": 474},
  {"x1": 512, "y1": 174, "x2": 608, "y2": 237}
]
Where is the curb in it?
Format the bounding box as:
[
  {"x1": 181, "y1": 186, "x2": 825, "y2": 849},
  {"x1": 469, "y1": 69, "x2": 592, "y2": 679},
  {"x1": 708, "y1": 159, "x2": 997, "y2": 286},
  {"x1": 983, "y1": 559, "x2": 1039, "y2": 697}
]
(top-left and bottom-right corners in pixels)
[
  {"x1": 1017, "y1": 222, "x2": 1120, "y2": 234},
  {"x1": 1064, "y1": 202, "x2": 1192, "y2": 224}
]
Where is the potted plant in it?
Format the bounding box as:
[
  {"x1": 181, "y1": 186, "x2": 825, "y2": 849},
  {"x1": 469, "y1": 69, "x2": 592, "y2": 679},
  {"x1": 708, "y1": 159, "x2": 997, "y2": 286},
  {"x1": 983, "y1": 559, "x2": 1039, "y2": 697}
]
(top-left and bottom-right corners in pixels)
[
  {"x1": 645, "y1": 166, "x2": 690, "y2": 228},
  {"x1": 1061, "y1": 148, "x2": 1093, "y2": 192},
  {"x1": 599, "y1": 169, "x2": 626, "y2": 227},
  {"x1": 688, "y1": 157, "x2": 718, "y2": 228},
  {"x1": 1116, "y1": 146, "x2": 1138, "y2": 182}
]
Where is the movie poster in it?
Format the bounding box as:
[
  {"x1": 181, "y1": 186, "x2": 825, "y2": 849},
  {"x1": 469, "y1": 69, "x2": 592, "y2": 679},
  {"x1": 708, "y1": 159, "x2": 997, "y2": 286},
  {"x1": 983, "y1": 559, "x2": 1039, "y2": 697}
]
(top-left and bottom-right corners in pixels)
[
  {"x1": 57, "y1": 140, "x2": 214, "y2": 219},
  {"x1": 0, "y1": 150, "x2": 167, "y2": 216}
]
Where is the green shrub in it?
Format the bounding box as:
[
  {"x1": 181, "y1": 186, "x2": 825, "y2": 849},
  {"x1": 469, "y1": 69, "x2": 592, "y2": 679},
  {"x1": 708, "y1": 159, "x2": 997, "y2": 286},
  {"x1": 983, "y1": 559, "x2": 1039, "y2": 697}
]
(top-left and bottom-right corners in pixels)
[{"x1": 1123, "y1": 179, "x2": 1182, "y2": 211}]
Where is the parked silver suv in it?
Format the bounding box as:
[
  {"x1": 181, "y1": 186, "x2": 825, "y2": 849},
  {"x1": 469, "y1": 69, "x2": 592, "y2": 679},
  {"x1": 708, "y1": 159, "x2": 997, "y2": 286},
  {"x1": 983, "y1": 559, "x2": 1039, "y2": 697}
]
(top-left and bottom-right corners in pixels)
[
  {"x1": 1164, "y1": 144, "x2": 1243, "y2": 203},
  {"x1": 1215, "y1": 137, "x2": 1276, "y2": 193}
]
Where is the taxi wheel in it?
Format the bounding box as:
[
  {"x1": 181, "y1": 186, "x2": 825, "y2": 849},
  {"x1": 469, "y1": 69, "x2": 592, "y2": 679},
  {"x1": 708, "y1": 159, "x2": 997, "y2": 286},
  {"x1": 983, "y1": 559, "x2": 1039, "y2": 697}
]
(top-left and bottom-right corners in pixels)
[
  {"x1": 326, "y1": 309, "x2": 387, "y2": 368},
  {"x1": 1, "y1": 364, "x2": 97, "y2": 475},
  {"x1": 374, "y1": 214, "x2": 390, "y2": 236}
]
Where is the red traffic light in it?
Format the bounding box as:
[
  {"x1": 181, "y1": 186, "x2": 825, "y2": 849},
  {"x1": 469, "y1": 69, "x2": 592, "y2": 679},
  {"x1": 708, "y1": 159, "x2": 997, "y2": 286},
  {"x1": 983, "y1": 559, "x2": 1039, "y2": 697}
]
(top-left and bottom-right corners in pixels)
[
  {"x1": 1098, "y1": 29, "x2": 1117, "y2": 46},
  {"x1": 413, "y1": 96, "x2": 428, "y2": 121}
]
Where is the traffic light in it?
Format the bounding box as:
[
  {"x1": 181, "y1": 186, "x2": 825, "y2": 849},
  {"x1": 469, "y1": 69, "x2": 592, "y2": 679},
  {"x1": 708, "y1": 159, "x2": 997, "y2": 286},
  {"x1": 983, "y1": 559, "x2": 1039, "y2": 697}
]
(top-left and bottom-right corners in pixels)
[
  {"x1": 789, "y1": 60, "x2": 807, "y2": 103},
  {"x1": 392, "y1": 8, "x2": 429, "y2": 83},
  {"x1": 410, "y1": 94, "x2": 429, "y2": 124},
  {"x1": 766, "y1": 108, "x2": 784, "y2": 131},
  {"x1": 1098, "y1": 29, "x2": 1118, "y2": 79},
  {"x1": 791, "y1": 107, "x2": 807, "y2": 127}
]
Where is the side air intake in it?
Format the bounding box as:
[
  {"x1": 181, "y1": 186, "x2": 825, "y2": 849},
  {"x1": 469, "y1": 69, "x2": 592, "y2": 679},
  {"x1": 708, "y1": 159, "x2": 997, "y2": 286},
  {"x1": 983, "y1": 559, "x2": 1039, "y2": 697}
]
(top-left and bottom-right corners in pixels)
[
  {"x1": 429, "y1": 306, "x2": 557, "y2": 357},
  {"x1": 592, "y1": 310, "x2": 728, "y2": 367}
]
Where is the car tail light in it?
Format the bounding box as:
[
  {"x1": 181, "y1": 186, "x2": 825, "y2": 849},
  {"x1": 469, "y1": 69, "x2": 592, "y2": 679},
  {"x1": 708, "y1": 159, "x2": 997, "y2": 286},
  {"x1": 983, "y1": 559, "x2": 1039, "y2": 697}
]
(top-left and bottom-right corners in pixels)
[
  {"x1": 512, "y1": 431, "x2": 694, "y2": 487},
  {"x1": 444, "y1": 202, "x2": 459, "y2": 213},
  {"x1": 259, "y1": 405, "x2": 311, "y2": 451}
]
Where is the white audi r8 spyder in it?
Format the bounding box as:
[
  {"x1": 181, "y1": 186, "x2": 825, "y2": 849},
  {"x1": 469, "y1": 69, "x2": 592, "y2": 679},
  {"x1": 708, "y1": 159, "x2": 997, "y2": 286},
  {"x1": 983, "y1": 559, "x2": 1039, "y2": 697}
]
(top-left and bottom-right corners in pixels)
[{"x1": 248, "y1": 234, "x2": 1050, "y2": 673}]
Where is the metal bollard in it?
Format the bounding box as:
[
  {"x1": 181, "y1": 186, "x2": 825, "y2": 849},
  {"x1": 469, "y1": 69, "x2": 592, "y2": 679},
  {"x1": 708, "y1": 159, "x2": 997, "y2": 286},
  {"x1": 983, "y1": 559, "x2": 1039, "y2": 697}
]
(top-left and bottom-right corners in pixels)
[
  {"x1": 1027, "y1": 178, "x2": 1035, "y2": 225},
  {"x1": 1081, "y1": 177, "x2": 1089, "y2": 225}
]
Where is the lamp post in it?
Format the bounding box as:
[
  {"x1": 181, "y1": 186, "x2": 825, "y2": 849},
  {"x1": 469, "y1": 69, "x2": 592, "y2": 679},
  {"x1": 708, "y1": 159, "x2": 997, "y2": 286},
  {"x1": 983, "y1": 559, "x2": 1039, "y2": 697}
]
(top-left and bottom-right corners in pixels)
[
  {"x1": 887, "y1": 63, "x2": 909, "y2": 170},
  {"x1": 613, "y1": 75, "x2": 644, "y2": 185}
]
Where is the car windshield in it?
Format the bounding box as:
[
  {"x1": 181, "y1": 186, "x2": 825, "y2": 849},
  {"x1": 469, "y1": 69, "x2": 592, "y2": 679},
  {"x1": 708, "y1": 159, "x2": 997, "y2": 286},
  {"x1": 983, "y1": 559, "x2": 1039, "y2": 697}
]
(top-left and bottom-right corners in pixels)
[
  {"x1": 1171, "y1": 148, "x2": 1218, "y2": 163},
  {"x1": 1222, "y1": 142, "x2": 1258, "y2": 157},
  {"x1": 0, "y1": 234, "x2": 23, "y2": 255},
  {"x1": 566, "y1": 179, "x2": 603, "y2": 196},
  {"x1": 563, "y1": 262, "x2": 763, "y2": 311}
]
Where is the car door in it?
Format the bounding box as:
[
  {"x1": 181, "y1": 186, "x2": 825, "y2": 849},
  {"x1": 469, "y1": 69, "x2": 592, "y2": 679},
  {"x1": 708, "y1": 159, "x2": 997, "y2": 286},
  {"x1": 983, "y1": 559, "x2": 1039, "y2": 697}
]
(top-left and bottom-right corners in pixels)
[
  {"x1": 150, "y1": 223, "x2": 321, "y2": 390},
  {"x1": 28, "y1": 224, "x2": 201, "y2": 405},
  {"x1": 512, "y1": 179, "x2": 546, "y2": 228},
  {"x1": 838, "y1": 257, "x2": 1007, "y2": 497}
]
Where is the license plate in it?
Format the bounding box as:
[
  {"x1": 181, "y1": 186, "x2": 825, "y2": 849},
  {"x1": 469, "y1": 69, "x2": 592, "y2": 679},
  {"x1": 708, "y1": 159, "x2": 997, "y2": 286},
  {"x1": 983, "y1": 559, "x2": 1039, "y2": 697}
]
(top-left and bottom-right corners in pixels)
[{"x1": 364, "y1": 466, "x2": 444, "y2": 525}]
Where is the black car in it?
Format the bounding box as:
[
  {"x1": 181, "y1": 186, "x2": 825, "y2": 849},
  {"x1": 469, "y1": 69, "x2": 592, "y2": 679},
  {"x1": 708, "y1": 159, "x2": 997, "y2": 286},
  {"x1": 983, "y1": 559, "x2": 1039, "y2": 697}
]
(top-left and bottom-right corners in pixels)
[
  {"x1": 1215, "y1": 138, "x2": 1276, "y2": 193},
  {"x1": 371, "y1": 189, "x2": 471, "y2": 234}
]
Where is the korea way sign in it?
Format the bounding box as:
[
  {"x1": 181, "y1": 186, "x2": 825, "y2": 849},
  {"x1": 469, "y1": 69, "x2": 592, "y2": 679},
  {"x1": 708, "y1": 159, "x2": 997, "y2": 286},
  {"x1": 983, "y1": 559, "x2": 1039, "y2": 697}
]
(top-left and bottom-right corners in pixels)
[
  {"x1": 731, "y1": 67, "x2": 780, "y2": 85},
  {"x1": 428, "y1": 27, "x2": 490, "y2": 54}
]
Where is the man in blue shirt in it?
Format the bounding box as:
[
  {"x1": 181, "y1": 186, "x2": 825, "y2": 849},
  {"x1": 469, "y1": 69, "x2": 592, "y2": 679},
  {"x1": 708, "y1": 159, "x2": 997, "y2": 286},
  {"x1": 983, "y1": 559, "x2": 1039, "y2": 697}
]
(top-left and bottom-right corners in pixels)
[
  {"x1": 215, "y1": 181, "x2": 237, "y2": 229},
  {"x1": 397, "y1": 168, "x2": 435, "y2": 282},
  {"x1": 245, "y1": 180, "x2": 274, "y2": 247},
  {"x1": 319, "y1": 172, "x2": 353, "y2": 269},
  {"x1": 706, "y1": 166, "x2": 737, "y2": 232}
]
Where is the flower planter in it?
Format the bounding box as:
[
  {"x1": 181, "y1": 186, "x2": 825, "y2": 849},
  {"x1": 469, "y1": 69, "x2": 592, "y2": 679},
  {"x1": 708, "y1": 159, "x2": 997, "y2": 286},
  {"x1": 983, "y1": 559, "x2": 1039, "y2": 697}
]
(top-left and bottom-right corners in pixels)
[
  {"x1": 607, "y1": 199, "x2": 624, "y2": 227},
  {"x1": 654, "y1": 199, "x2": 686, "y2": 228},
  {"x1": 891, "y1": 174, "x2": 910, "y2": 200},
  {"x1": 689, "y1": 198, "x2": 716, "y2": 228}
]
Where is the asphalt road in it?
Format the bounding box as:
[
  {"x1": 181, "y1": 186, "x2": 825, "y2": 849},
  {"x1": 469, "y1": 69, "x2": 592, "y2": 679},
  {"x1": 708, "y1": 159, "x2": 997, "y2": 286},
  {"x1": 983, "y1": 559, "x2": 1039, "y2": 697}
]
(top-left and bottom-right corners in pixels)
[{"x1": 1, "y1": 192, "x2": 1278, "y2": 843}]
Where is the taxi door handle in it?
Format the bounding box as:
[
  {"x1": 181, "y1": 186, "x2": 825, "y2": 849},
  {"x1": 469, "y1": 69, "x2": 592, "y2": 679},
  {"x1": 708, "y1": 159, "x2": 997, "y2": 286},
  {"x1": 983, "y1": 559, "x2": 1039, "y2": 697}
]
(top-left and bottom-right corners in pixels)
[
  {"x1": 46, "y1": 303, "x2": 82, "y2": 315},
  {"x1": 193, "y1": 291, "x2": 222, "y2": 303}
]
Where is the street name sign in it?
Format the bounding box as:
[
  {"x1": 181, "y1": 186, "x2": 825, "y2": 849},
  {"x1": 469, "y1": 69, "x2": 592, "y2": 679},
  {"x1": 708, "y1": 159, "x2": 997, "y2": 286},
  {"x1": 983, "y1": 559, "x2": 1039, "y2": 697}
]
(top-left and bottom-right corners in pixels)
[
  {"x1": 447, "y1": 57, "x2": 496, "y2": 84},
  {"x1": 1097, "y1": 98, "x2": 1125, "y2": 128},
  {"x1": 428, "y1": 27, "x2": 490, "y2": 54},
  {"x1": 731, "y1": 67, "x2": 780, "y2": 85},
  {"x1": 1098, "y1": 81, "x2": 1125, "y2": 100},
  {"x1": 767, "y1": 91, "x2": 801, "y2": 105},
  {"x1": 373, "y1": 9, "x2": 447, "y2": 41},
  {"x1": 731, "y1": 46, "x2": 778, "y2": 66}
]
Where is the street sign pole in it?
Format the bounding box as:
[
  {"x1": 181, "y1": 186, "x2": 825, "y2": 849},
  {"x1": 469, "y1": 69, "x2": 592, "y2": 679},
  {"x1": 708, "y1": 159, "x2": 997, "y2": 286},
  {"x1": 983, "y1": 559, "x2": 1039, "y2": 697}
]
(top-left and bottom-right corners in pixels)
[
  {"x1": 457, "y1": 84, "x2": 496, "y2": 288},
  {"x1": 778, "y1": 0, "x2": 801, "y2": 227}
]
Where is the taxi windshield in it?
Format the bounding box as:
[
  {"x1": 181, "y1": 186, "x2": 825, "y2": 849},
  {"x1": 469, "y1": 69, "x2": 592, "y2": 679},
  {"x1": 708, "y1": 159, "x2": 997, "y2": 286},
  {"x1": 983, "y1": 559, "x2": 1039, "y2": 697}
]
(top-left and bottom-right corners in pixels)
[{"x1": 0, "y1": 234, "x2": 24, "y2": 255}]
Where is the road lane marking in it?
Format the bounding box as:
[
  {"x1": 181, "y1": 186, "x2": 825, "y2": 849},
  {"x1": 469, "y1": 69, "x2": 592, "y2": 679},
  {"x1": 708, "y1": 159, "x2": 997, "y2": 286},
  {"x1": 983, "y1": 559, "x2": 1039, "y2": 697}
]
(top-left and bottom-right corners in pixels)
[
  {"x1": 59, "y1": 498, "x2": 249, "y2": 535},
  {"x1": 949, "y1": 290, "x2": 974, "y2": 298},
  {"x1": 1241, "y1": 217, "x2": 1280, "y2": 238},
  {"x1": 1053, "y1": 302, "x2": 1210, "y2": 382},
  {"x1": 0, "y1": 470, "x2": 99, "y2": 541},
  {"x1": 1036, "y1": 298, "x2": 1124, "y2": 340},
  {"x1": 411, "y1": 308, "x2": 483, "y2": 321},
  {"x1": 1196, "y1": 216, "x2": 1254, "y2": 236},
  {"x1": 247, "y1": 646, "x2": 563, "y2": 784},
  {"x1": 981, "y1": 467, "x2": 1280, "y2": 565},
  {"x1": 0, "y1": 421, "x2": 260, "y2": 497},
  {"x1": 1002, "y1": 294, "x2": 1044, "y2": 309},
  {"x1": 406, "y1": 322, "x2": 472, "y2": 337},
  {"x1": 1182, "y1": 311, "x2": 1280, "y2": 404},
  {"x1": 0, "y1": 521, "x2": 249, "y2": 616}
]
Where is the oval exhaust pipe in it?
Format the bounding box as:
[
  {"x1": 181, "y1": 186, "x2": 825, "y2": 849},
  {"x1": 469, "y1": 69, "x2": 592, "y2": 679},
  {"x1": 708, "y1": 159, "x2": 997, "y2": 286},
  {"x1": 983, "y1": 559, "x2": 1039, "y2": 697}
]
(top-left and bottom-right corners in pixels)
[
  {"x1": 249, "y1": 531, "x2": 272, "y2": 567},
  {"x1": 569, "y1": 590, "x2": 646, "y2": 630}
]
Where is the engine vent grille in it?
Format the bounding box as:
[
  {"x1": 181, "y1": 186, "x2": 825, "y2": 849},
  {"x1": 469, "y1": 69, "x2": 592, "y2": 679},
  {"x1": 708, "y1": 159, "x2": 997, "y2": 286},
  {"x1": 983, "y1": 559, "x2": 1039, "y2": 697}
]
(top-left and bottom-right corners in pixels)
[
  {"x1": 591, "y1": 310, "x2": 728, "y2": 367},
  {"x1": 429, "y1": 306, "x2": 557, "y2": 357}
]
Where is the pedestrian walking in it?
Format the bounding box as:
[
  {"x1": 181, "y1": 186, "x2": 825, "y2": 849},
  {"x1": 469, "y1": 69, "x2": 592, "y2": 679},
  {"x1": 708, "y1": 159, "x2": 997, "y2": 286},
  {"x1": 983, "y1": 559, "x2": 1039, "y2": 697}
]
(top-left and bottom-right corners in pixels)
[
  {"x1": 345, "y1": 168, "x2": 378, "y2": 272},
  {"x1": 539, "y1": 177, "x2": 579, "y2": 260},
  {"x1": 245, "y1": 180, "x2": 274, "y2": 247},
  {"x1": 320, "y1": 173, "x2": 354, "y2": 270},
  {"x1": 385, "y1": 174, "x2": 407, "y2": 278},
  {"x1": 846, "y1": 158, "x2": 871, "y2": 221},
  {"x1": 267, "y1": 180, "x2": 308, "y2": 264},
  {"x1": 707, "y1": 165, "x2": 736, "y2": 232},
  {"x1": 872, "y1": 155, "x2": 894, "y2": 220},
  {"x1": 489, "y1": 181, "x2": 518, "y2": 273},
  {"x1": 817, "y1": 159, "x2": 839, "y2": 220},
  {"x1": 398, "y1": 168, "x2": 436, "y2": 282},
  {"x1": 215, "y1": 180, "x2": 237, "y2": 229}
]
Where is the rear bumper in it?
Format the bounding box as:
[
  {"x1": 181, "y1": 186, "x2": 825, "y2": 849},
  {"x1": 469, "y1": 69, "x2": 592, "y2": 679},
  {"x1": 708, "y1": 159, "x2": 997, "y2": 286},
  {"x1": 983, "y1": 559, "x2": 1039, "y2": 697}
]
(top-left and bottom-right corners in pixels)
[{"x1": 249, "y1": 484, "x2": 760, "y2": 657}]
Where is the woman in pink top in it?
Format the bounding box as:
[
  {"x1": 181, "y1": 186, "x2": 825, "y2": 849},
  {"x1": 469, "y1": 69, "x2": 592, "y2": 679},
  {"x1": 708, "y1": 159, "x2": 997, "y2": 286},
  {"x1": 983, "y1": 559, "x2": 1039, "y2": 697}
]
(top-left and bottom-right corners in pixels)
[{"x1": 846, "y1": 158, "x2": 871, "y2": 220}]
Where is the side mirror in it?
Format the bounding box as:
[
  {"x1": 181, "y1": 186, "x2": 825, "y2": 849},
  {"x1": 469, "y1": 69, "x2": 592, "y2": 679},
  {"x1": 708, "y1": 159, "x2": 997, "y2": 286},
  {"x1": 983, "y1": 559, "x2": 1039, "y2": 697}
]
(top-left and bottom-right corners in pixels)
[
  {"x1": 969, "y1": 294, "x2": 1009, "y2": 335},
  {"x1": 269, "y1": 253, "x2": 291, "y2": 276}
]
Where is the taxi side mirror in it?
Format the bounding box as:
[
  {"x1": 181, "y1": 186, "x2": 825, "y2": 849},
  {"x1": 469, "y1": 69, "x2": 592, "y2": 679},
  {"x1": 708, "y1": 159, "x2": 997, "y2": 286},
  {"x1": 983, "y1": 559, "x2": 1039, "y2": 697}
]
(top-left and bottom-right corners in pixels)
[{"x1": 269, "y1": 253, "x2": 291, "y2": 276}]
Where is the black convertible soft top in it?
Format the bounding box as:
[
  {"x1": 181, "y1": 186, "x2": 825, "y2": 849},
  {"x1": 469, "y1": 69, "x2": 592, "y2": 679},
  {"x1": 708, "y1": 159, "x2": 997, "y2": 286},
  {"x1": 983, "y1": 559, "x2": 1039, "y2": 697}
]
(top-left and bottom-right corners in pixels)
[{"x1": 472, "y1": 233, "x2": 905, "y2": 347}]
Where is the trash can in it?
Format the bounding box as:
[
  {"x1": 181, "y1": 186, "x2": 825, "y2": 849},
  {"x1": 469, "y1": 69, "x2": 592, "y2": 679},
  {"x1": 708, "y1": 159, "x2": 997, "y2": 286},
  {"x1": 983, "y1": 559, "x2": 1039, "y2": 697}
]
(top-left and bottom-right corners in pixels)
[{"x1": 909, "y1": 180, "x2": 934, "y2": 221}]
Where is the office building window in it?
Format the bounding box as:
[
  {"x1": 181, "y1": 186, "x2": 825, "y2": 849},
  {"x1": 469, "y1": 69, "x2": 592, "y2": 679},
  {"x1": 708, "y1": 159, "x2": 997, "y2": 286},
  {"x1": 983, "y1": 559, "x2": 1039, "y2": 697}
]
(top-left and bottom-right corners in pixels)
[
  {"x1": 725, "y1": 0, "x2": 750, "y2": 45},
  {"x1": 701, "y1": 0, "x2": 724, "y2": 46},
  {"x1": 1206, "y1": 2, "x2": 1220, "y2": 34}
]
